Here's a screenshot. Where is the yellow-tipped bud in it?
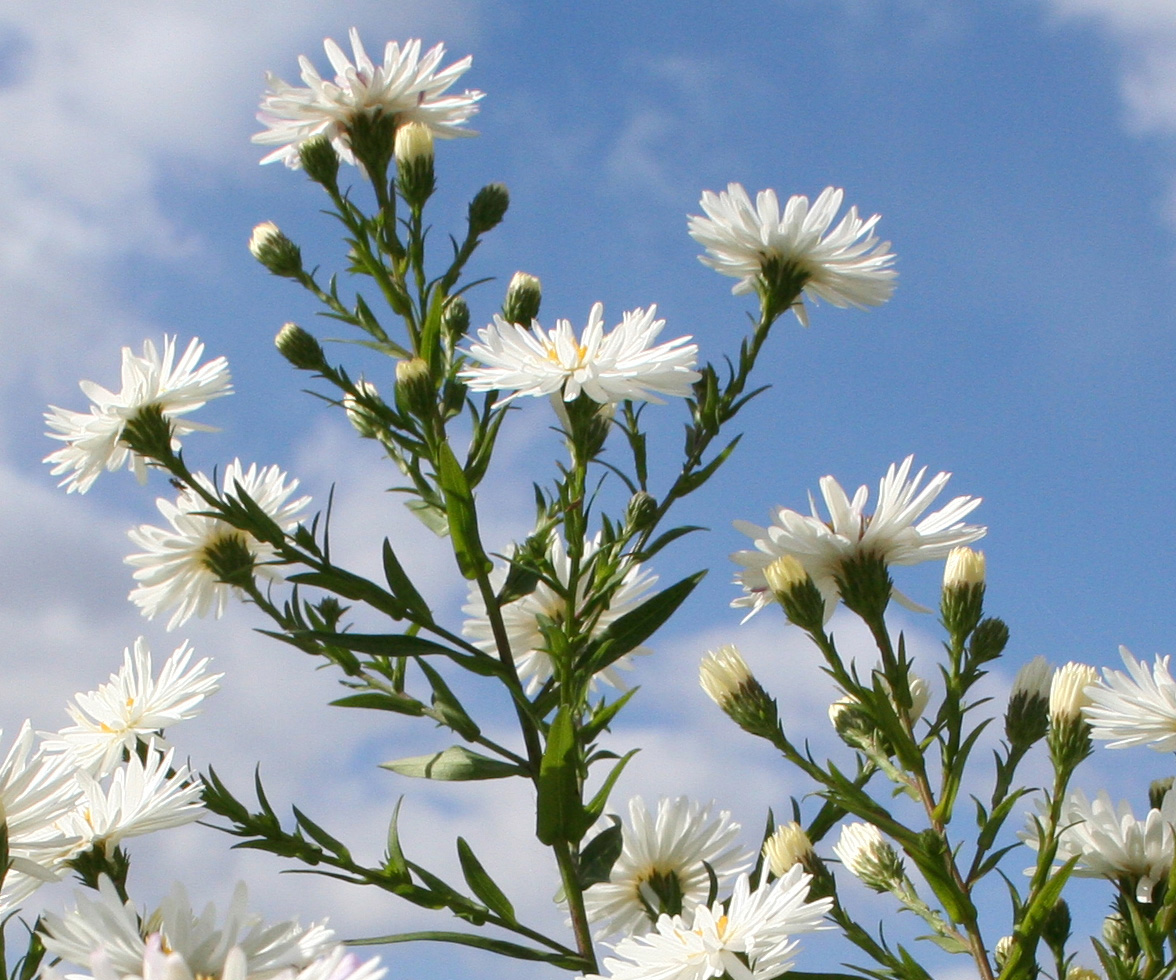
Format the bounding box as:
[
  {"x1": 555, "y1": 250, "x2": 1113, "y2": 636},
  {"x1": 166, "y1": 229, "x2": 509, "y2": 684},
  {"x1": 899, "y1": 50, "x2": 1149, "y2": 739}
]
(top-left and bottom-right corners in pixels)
[
  {"x1": 764, "y1": 554, "x2": 809, "y2": 596},
  {"x1": 763, "y1": 822, "x2": 813, "y2": 877},
  {"x1": 944, "y1": 546, "x2": 986, "y2": 588},
  {"x1": 395, "y1": 357, "x2": 434, "y2": 417},
  {"x1": 394, "y1": 121, "x2": 435, "y2": 167},
  {"x1": 249, "y1": 221, "x2": 303, "y2": 277},
  {"x1": 1049, "y1": 662, "x2": 1098, "y2": 725},
  {"x1": 699, "y1": 645, "x2": 752, "y2": 707}
]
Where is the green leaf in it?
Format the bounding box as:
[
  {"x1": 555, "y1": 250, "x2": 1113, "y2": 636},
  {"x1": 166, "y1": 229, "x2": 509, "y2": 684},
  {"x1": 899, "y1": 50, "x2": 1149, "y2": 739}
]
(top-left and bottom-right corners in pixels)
[
  {"x1": 286, "y1": 570, "x2": 403, "y2": 618},
  {"x1": 330, "y1": 691, "x2": 426, "y2": 716},
  {"x1": 382, "y1": 539, "x2": 433, "y2": 624},
  {"x1": 382, "y1": 746, "x2": 524, "y2": 781},
  {"x1": 578, "y1": 817, "x2": 623, "y2": 889},
  {"x1": 292, "y1": 806, "x2": 350, "y2": 861},
  {"x1": 536, "y1": 707, "x2": 580, "y2": 845},
  {"x1": 416, "y1": 659, "x2": 481, "y2": 740},
  {"x1": 456, "y1": 837, "x2": 516, "y2": 922},
  {"x1": 348, "y1": 931, "x2": 587, "y2": 970},
  {"x1": 583, "y1": 571, "x2": 705, "y2": 675},
  {"x1": 584, "y1": 749, "x2": 639, "y2": 824},
  {"x1": 435, "y1": 443, "x2": 492, "y2": 579},
  {"x1": 384, "y1": 798, "x2": 410, "y2": 884},
  {"x1": 405, "y1": 497, "x2": 451, "y2": 536},
  {"x1": 637, "y1": 525, "x2": 705, "y2": 560},
  {"x1": 581, "y1": 688, "x2": 639, "y2": 743}
]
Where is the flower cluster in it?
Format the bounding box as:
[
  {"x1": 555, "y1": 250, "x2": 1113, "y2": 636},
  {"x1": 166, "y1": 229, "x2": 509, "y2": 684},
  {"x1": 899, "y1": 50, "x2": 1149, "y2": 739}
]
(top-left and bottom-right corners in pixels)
[
  {"x1": 731, "y1": 455, "x2": 985, "y2": 622},
  {"x1": 461, "y1": 302, "x2": 701, "y2": 407},
  {"x1": 44, "y1": 336, "x2": 231, "y2": 494},
  {"x1": 254, "y1": 29, "x2": 482, "y2": 169}
]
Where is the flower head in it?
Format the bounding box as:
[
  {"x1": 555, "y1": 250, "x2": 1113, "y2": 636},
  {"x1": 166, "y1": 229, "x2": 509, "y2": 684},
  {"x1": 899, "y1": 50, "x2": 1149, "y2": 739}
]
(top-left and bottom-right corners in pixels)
[
  {"x1": 126, "y1": 460, "x2": 310, "y2": 630},
  {"x1": 833, "y1": 823, "x2": 905, "y2": 893},
  {"x1": 42, "y1": 638, "x2": 220, "y2": 777},
  {"x1": 1050, "y1": 662, "x2": 1099, "y2": 726},
  {"x1": 588, "y1": 866, "x2": 831, "y2": 980},
  {"x1": 462, "y1": 531, "x2": 656, "y2": 693},
  {"x1": 44, "y1": 337, "x2": 231, "y2": 494},
  {"x1": 1084, "y1": 646, "x2": 1176, "y2": 752},
  {"x1": 732, "y1": 456, "x2": 984, "y2": 622},
  {"x1": 688, "y1": 183, "x2": 896, "y2": 325},
  {"x1": 1023, "y1": 789, "x2": 1176, "y2": 902},
  {"x1": 41, "y1": 877, "x2": 336, "y2": 979},
  {"x1": 584, "y1": 796, "x2": 752, "y2": 938},
  {"x1": 254, "y1": 30, "x2": 482, "y2": 169},
  {"x1": 763, "y1": 823, "x2": 814, "y2": 878},
  {"x1": 460, "y1": 302, "x2": 701, "y2": 407}
]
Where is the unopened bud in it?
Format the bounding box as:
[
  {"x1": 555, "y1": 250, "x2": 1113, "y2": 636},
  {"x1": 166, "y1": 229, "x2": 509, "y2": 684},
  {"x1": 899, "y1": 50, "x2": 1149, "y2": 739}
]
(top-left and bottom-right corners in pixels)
[
  {"x1": 764, "y1": 555, "x2": 826, "y2": 631},
  {"x1": 994, "y1": 936, "x2": 1016, "y2": 971},
  {"x1": 344, "y1": 380, "x2": 383, "y2": 439},
  {"x1": 1066, "y1": 968, "x2": 1101, "y2": 980},
  {"x1": 249, "y1": 221, "x2": 303, "y2": 278},
  {"x1": 833, "y1": 823, "x2": 904, "y2": 893},
  {"x1": 699, "y1": 645, "x2": 778, "y2": 738},
  {"x1": 941, "y1": 547, "x2": 986, "y2": 636},
  {"x1": 275, "y1": 323, "x2": 327, "y2": 372},
  {"x1": 1049, "y1": 661, "x2": 1098, "y2": 770},
  {"x1": 502, "y1": 271, "x2": 542, "y2": 325},
  {"x1": 395, "y1": 121, "x2": 436, "y2": 207},
  {"x1": 763, "y1": 822, "x2": 813, "y2": 877},
  {"x1": 1042, "y1": 898, "x2": 1072, "y2": 956},
  {"x1": 624, "y1": 491, "x2": 658, "y2": 532},
  {"x1": 299, "y1": 135, "x2": 340, "y2": 187},
  {"x1": 1102, "y1": 913, "x2": 1132, "y2": 958},
  {"x1": 469, "y1": 183, "x2": 509, "y2": 234},
  {"x1": 944, "y1": 547, "x2": 986, "y2": 589},
  {"x1": 970, "y1": 616, "x2": 1009, "y2": 663},
  {"x1": 1006, "y1": 655, "x2": 1051, "y2": 748},
  {"x1": 1149, "y1": 777, "x2": 1175, "y2": 812},
  {"x1": 395, "y1": 357, "x2": 435, "y2": 418},
  {"x1": 442, "y1": 296, "x2": 471, "y2": 345}
]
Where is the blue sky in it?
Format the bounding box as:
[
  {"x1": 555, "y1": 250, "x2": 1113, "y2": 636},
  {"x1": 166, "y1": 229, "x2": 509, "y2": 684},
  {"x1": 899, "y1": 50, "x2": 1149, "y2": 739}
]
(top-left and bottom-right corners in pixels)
[{"x1": 3, "y1": 1, "x2": 1176, "y2": 978}]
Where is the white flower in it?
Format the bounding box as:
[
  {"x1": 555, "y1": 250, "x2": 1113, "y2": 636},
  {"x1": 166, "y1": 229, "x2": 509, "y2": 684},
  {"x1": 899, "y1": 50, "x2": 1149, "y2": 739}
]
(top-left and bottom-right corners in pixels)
[
  {"x1": 1023, "y1": 789, "x2": 1176, "y2": 902},
  {"x1": 462, "y1": 531, "x2": 656, "y2": 693},
  {"x1": 126, "y1": 460, "x2": 311, "y2": 630},
  {"x1": 588, "y1": 866, "x2": 831, "y2": 980},
  {"x1": 254, "y1": 29, "x2": 482, "y2": 169},
  {"x1": 762, "y1": 823, "x2": 814, "y2": 878},
  {"x1": 832, "y1": 823, "x2": 904, "y2": 891},
  {"x1": 732, "y1": 456, "x2": 984, "y2": 622},
  {"x1": 42, "y1": 638, "x2": 221, "y2": 778},
  {"x1": 1084, "y1": 646, "x2": 1176, "y2": 751},
  {"x1": 688, "y1": 183, "x2": 896, "y2": 325},
  {"x1": 460, "y1": 302, "x2": 701, "y2": 406},
  {"x1": 44, "y1": 337, "x2": 231, "y2": 494},
  {"x1": 41, "y1": 876, "x2": 336, "y2": 979},
  {"x1": 584, "y1": 796, "x2": 752, "y2": 939},
  {"x1": 0, "y1": 722, "x2": 83, "y2": 914},
  {"x1": 698, "y1": 645, "x2": 754, "y2": 709},
  {"x1": 59, "y1": 748, "x2": 205, "y2": 855},
  {"x1": 1049, "y1": 662, "x2": 1099, "y2": 726}
]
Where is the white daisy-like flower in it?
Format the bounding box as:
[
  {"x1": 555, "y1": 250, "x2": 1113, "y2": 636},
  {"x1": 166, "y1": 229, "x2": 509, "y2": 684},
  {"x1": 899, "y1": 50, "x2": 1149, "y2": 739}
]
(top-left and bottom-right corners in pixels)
[
  {"x1": 1084, "y1": 646, "x2": 1176, "y2": 751},
  {"x1": 584, "y1": 796, "x2": 752, "y2": 939},
  {"x1": 587, "y1": 866, "x2": 832, "y2": 980},
  {"x1": 0, "y1": 722, "x2": 84, "y2": 914},
  {"x1": 1022, "y1": 789, "x2": 1176, "y2": 902},
  {"x1": 44, "y1": 337, "x2": 232, "y2": 494},
  {"x1": 688, "y1": 183, "x2": 897, "y2": 325},
  {"x1": 254, "y1": 29, "x2": 482, "y2": 169},
  {"x1": 731, "y1": 455, "x2": 984, "y2": 622},
  {"x1": 126, "y1": 460, "x2": 311, "y2": 631},
  {"x1": 41, "y1": 876, "x2": 336, "y2": 980},
  {"x1": 460, "y1": 302, "x2": 701, "y2": 407},
  {"x1": 463, "y1": 531, "x2": 657, "y2": 693},
  {"x1": 59, "y1": 747, "x2": 205, "y2": 856},
  {"x1": 42, "y1": 638, "x2": 221, "y2": 778}
]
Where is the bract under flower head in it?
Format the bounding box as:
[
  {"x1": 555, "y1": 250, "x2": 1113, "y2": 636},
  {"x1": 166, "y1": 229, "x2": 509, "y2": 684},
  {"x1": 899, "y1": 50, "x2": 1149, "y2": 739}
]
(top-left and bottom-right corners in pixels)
[
  {"x1": 459, "y1": 302, "x2": 701, "y2": 407},
  {"x1": 44, "y1": 337, "x2": 231, "y2": 494},
  {"x1": 688, "y1": 183, "x2": 896, "y2": 325},
  {"x1": 731, "y1": 455, "x2": 984, "y2": 622},
  {"x1": 254, "y1": 29, "x2": 483, "y2": 169}
]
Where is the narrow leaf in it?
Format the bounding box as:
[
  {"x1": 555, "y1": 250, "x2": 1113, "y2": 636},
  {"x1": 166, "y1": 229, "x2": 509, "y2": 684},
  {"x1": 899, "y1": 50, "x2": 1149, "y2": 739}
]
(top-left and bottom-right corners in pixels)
[
  {"x1": 536, "y1": 708, "x2": 580, "y2": 845},
  {"x1": 382, "y1": 746, "x2": 523, "y2": 781},
  {"x1": 456, "y1": 838, "x2": 516, "y2": 922}
]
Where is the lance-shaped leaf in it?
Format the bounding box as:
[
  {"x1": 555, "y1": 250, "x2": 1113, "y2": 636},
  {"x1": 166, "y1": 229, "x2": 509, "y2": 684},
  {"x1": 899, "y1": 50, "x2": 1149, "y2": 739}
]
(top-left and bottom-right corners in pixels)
[
  {"x1": 417, "y1": 658, "x2": 481, "y2": 740},
  {"x1": 384, "y1": 798, "x2": 411, "y2": 885},
  {"x1": 382, "y1": 539, "x2": 433, "y2": 624},
  {"x1": 350, "y1": 931, "x2": 587, "y2": 971},
  {"x1": 578, "y1": 817, "x2": 623, "y2": 889},
  {"x1": 331, "y1": 691, "x2": 427, "y2": 717},
  {"x1": 436, "y1": 443, "x2": 493, "y2": 579},
  {"x1": 298, "y1": 630, "x2": 501, "y2": 676},
  {"x1": 457, "y1": 837, "x2": 516, "y2": 923},
  {"x1": 582, "y1": 571, "x2": 705, "y2": 676},
  {"x1": 382, "y1": 746, "x2": 524, "y2": 781},
  {"x1": 536, "y1": 707, "x2": 582, "y2": 845},
  {"x1": 287, "y1": 569, "x2": 404, "y2": 619}
]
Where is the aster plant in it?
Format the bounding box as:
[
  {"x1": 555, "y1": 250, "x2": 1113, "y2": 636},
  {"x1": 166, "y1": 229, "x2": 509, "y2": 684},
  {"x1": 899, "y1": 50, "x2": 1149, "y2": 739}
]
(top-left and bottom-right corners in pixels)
[{"x1": 18, "y1": 24, "x2": 1176, "y2": 980}]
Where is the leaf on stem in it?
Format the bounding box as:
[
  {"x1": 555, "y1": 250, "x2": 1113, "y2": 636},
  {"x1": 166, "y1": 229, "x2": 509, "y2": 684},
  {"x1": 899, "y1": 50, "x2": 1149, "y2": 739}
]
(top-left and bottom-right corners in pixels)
[{"x1": 382, "y1": 746, "x2": 524, "y2": 781}]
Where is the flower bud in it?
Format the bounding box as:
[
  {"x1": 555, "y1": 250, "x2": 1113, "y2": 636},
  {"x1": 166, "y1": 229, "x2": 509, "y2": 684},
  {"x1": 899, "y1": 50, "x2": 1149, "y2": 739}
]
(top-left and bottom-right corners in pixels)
[
  {"x1": 299, "y1": 135, "x2": 340, "y2": 186},
  {"x1": 502, "y1": 271, "x2": 542, "y2": 325},
  {"x1": 624, "y1": 491, "x2": 658, "y2": 533},
  {"x1": 1066, "y1": 968, "x2": 1101, "y2": 980},
  {"x1": 1149, "y1": 776, "x2": 1174, "y2": 812},
  {"x1": 993, "y1": 936, "x2": 1015, "y2": 971},
  {"x1": 469, "y1": 183, "x2": 510, "y2": 234},
  {"x1": 765, "y1": 555, "x2": 826, "y2": 631},
  {"x1": 1048, "y1": 661, "x2": 1098, "y2": 771},
  {"x1": 395, "y1": 357, "x2": 435, "y2": 418},
  {"x1": 1102, "y1": 913, "x2": 1132, "y2": 959},
  {"x1": 1005, "y1": 655, "x2": 1051, "y2": 748},
  {"x1": 970, "y1": 616, "x2": 1009, "y2": 663},
  {"x1": 442, "y1": 295, "x2": 471, "y2": 345},
  {"x1": 699, "y1": 645, "x2": 778, "y2": 738},
  {"x1": 1042, "y1": 898, "x2": 1072, "y2": 957},
  {"x1": 763, "y1": 822, "x2": 813, "y2": 877},
  {"x1": 275, "y1": 323, "x2": 327, "y2": 372},
  {"x1": 833, "y1": 823, "x2": 904, "y2": 893},
  {"x1": 343, "y1": 380, "x2": 384, "y2": 439},
  {"x1": 249, "y1": 221, "x2": 303, "y2": 278},
  {"x1": 395, "y1": 121, "x2": 436, "y2": 208},
  {"x1": 941, "y1": 546, "x2": 986, "y2": 637}
]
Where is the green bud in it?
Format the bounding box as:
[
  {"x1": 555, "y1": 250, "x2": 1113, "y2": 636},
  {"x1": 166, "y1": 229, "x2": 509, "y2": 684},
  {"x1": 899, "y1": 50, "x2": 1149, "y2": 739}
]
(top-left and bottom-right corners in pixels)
[
  {"x1": 940, "y1": 546, "x2": 986, "y2": 638},
  {"x1": 248, "y1": 221, "x2": 303, "y2": 278},
  {"x1": 993, "y1": 936, "x2": 1015, "y2": 972},
  {"x1": 764, "y1": 555, "x2": 826, "y2": 631},
  {"x1": 395, "y1": 357, "x2": 435, "y2": 418},
  {"x1": 1149, "y1": 777, "x2": 1175, "y2": 811},
  {"x1": 394, "y1": 121, "x2": 436, "y2": 208},
  {"x1": 834, "y1": 823, "x2": 905, "y2": 893},
  {"x1": 1102, "y1": 912, "x2": 1134, "y2": 959},
  {"x1": 469, "y1": 182, "x2": 510, "y2": 234},
  {"x1": 442, "y1": 295, "x2": 471, "y2": 346},
  {"x1": 299, "y1": 135, "x2": 340, "y2": 187},
  {"x1": 971, "y1": 617, "x2": 1009, "y2": 663},
  {"x1": 699, "y1": 645, "x2": 779, "y2": 740},
  {"x1": 275, "y1": 323, "x2": 328, "y2": 372},
  {"x1": 624, "y1": 491, "x2": 658, "y2": 533},
  {"x1": 1041, "y1": 898, "x2": 1072, "y2": 957},
  {"x1": 502, "y1": 271, "x2": 542, "y2": 325}
]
